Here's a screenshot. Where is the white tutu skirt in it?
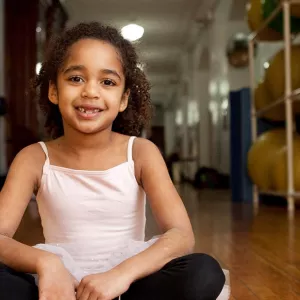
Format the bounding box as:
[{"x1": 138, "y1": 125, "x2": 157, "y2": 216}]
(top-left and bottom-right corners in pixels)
[{"x1": 31, "y1": 237, "x2": 230, "y2": 300}]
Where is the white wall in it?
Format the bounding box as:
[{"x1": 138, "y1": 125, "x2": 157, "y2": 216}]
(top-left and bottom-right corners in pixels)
[
  {"x1": 189, "y1": 31, "x2": 210, "y2": 168},
  {"x1": 208, "y1": 1, "x2": 251, "y2": 174},
  {"x1": 152, "y1": 104, "x2": 165, "y2": 127},
  {"x1": 164, "y1": 110, "x2": 175, "y2": 156},
  {"x1": 171, "y1": 0, "x2": 251, "y2": 177},
  {"x1": 197, "y1": 72, "x2": 210, "y2": 167},
  {"x1": 169, "y1": 0, "x2": 248, "y2": 177}
]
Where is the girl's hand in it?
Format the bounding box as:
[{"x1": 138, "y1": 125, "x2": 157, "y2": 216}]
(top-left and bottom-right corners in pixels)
[
  {"x1": 76, "y1": 268, "x2": 131, "y2": 300},
  {"x1": 37, "y1": 255, "x2": 78, "y2": 300}
]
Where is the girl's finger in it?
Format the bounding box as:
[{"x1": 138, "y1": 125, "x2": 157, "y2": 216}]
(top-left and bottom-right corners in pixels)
[
  {"x1": 76, "y1": 283, "x2": 85, "y2": 299},
  {"x1": 78, "y1": 286, "x2": 90, "y2": 300},
  {"x1": 87, "y1": 292, "x2": 98, "y2": 300}
]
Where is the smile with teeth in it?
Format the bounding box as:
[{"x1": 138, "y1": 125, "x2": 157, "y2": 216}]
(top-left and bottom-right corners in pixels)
[{"x1": 77, "y1": 107, "x2": 101, "y2": 114}]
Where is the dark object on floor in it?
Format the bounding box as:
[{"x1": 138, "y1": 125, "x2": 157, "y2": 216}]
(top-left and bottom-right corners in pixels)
[
  {"x1": 260, "y1": 194, "x2": 287, "y2": 207},
  {"x1": 194, "y1": 167, "x2": 230, "y2": 189}
]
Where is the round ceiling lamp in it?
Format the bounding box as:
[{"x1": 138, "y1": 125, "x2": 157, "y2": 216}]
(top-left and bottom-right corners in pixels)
[{"x1": 121, "y1": 24, "x2": 144, "y2": 42}]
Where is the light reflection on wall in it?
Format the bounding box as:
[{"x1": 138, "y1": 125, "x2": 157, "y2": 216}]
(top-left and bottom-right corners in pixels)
[
  {"x1": 188, "y1": 101, "x2": 199, "y2": 127},
  {"x1": 175, "y1": 108, "x2": 183, "y2": 126}
]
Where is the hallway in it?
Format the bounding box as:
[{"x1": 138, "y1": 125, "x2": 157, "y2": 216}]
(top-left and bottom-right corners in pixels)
[{"x1": 14, "y1": 184, "x2": 300, "y2": 299}]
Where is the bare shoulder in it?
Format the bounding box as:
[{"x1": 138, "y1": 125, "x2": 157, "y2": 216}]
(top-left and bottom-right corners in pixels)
[
  {"x1": 132, "y1": 137, "x2": 162, "y2": 160},
  {"x1": 15, "y1": 143, "x2": 46, "y2": 166},
  {"x1": 132, "y1": 137, "x2": 165, "y2": 185},
  {"x1": 10, "y1": 143, "x2": 47, "y2": 185}
]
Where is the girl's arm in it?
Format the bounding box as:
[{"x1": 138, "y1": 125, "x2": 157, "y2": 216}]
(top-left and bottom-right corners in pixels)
[
  {"x1": 115, "y1": 138, "x2": 195, "y2": 282},
  {"x1": 0, "y1": 145, "x2": 61, "y2": 273}
]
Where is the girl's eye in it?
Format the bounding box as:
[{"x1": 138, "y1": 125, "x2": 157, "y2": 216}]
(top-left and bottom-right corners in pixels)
[
  {"x1": 102, "y1": 79, "x2": 115, "y2": 86},
  {"x1": 69, "y1": 76, "x2": 83, "y2": 83}
]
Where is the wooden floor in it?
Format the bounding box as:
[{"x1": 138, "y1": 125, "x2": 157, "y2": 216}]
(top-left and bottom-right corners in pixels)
[{"x1": 14, "y1": 184, "x2": 300, "y2": 299}]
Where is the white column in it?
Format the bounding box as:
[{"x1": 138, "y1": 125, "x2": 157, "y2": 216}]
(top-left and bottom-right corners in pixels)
[
  {"x1": 197, "y1": 72, "x2": 210, "y2": 167},
  {"x1": 164, "y1": 110, "x2": 175, "y2": 157},
  {"x1": 179, "y1": 53, "x2": 190, "y2": 160}
]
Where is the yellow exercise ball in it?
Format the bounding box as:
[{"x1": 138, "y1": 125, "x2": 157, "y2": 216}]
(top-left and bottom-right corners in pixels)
[
  {"x1": 265, "y1": 45, "x2": 300, "y2": 113},
  {"x1": 271, "y1": 135, "x2": 300, "y2": 191},
  {"x1": 247, "y1": 0, "x2": 282, "y2": 41},
  {"x1": 255, "y1": 80, "x2": 285, "y2": 121},
  {"x1": 280, "y1": 0, "x2": 300, "y2": 18},
  {"x1": 248, "y1": 129, "x2": 286, "y2": 190}
]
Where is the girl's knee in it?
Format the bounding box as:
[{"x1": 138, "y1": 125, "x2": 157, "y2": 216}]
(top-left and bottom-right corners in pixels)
[
  {"x1": 0, "y1": 264, "x2": 38, "y2": 300},
  {"x1": 182, "y1": 253, "x2": 225, "y2": 299}
]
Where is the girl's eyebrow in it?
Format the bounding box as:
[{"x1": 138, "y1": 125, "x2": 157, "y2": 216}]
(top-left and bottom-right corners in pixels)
[
  {"x1": 63, "y1": 65, "x2": 85, "y2": 74},
  {"x1": 63, "y1": 65, "x2": 121, "y2": 80},
  {"x1": 101, "y1": 68, "x2": 121, "y2": 80}
]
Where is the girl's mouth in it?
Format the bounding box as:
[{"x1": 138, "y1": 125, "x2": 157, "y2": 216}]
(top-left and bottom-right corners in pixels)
[
  {"x1": 75, "y1": 106, "x2": 102, "y2": 119},
  {"x1": 77, "y1": 107, "x2": 101, "y2": 114}
]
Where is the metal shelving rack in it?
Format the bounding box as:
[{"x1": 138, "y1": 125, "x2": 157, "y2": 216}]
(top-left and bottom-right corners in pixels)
[{"x1": 248, "y1": 0, "x2": 300, "y2": 215}]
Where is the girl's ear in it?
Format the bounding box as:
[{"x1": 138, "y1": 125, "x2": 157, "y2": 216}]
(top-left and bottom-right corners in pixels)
[
  {"x1": 119, "y1": 89, "x2": 130, "y2": 112},
  {"x1": 48, "y1": 81, "x2": 58, "y2": 105}
]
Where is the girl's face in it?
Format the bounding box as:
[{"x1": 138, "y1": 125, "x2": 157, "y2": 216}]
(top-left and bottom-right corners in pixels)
[{"x1": 48, "y1": 38, "x2": 129, "y2": 135}]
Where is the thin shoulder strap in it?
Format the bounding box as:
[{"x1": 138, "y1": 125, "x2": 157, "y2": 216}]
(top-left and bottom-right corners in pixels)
[
  {"x1": 39, "y1": 142, "x2": 49, "y2": 158},
  {"x1": 38, "y1": 141, "x2": 50, "y2": 173},
  {"x1": 127, "y1": 136, "x2": 136, "y2": 162}
]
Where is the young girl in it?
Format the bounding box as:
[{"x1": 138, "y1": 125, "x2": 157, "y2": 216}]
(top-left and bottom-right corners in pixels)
[{"x1": 0, "y1": 22, "x2": 227, "y2": 300}]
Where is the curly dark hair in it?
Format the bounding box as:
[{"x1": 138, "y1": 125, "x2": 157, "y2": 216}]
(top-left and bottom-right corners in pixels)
[{"x1": 32, "y1": 22, "x2": 152, "y2": 139}]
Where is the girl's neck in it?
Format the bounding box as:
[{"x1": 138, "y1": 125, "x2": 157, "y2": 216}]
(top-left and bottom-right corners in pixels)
[{"x1": 61, "y1": 127, "x2": 115, "y2": 153}]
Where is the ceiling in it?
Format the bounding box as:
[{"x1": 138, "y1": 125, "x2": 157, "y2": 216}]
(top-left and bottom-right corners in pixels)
[{"x1": 62, "y1": 0, "x2": 216, "y2": 105}]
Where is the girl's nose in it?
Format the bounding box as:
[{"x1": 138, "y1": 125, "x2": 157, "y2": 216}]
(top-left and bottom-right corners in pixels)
[{"x1": 81, "y1": 81, "x2": 100, "y2": 99}]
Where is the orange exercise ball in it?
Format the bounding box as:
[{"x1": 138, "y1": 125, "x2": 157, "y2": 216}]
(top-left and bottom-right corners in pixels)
[
  {"x1": 254, "y1": 80, "x2": 285, "y2": 121},
  {"x1": 265, "y1": 45, "x2": 300, "y2": 113},
  {"x1": 248, "y1": 129, "x2": 286, "y2": 190},
  {"x1": 270, "y1": 135, "x2": 300, "y2": 191}
]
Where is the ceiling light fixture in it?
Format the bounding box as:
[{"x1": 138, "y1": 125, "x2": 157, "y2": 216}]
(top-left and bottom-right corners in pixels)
[
  {"x1": 36, "y1": 62, "x2": 42, "y2": 75},
  {"x1": 121, "y1": 24, "x2": 144, "y2": 42},
  {"x1": 264, "y1": 62, "x2": 270, "y2": 69}
]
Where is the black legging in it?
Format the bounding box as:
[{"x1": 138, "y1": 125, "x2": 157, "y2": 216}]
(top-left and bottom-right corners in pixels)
[{"x1": 0, "y1": 253, "x2": 225, "y2": 300}]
